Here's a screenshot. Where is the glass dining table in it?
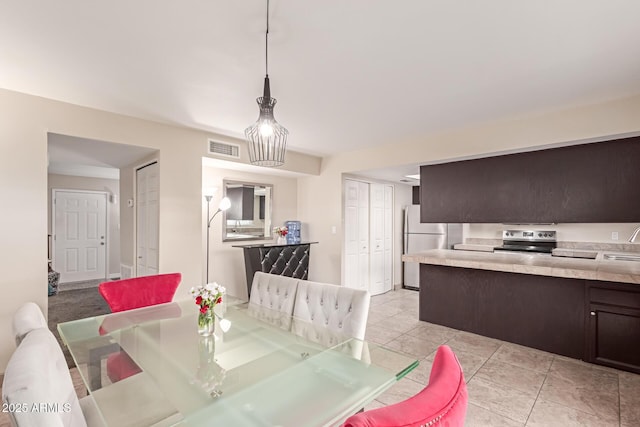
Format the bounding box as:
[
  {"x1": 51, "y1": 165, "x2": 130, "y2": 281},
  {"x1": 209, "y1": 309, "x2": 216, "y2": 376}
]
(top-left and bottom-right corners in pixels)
[{"x1": 58, "y1": 297, "x2": 419, "y2": 427}]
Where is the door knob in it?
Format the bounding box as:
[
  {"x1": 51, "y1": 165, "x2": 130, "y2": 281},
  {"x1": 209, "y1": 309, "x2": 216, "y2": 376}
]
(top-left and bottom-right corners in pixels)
[
  {"x1": 100, "y1": 242, "x2": 105, "y2": 246},
  {"x1": 590, "y1": 311, "x2": 596, "y2": 316}
]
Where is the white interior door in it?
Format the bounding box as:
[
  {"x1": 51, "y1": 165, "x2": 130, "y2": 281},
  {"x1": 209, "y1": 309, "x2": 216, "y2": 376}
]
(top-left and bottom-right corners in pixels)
[
  {"x1": 136, "y1": 162, "x2": 159, "y2": 276},
  {"x1": 344, "y1": 179, "x2": 359, "y2": 288},
  {"x1": 343, "y1": 179, "x2": 370, "y2": 290},
  {"x1": 53, "y1": 190, "x2": 107, "y2": 283},
  {"x1": 383, "y1": 185, "x2": 393, "y2": 293},
  {"x1": 370, "y1": 184, "x2": 385, "y2": 295},
  {"x1": 357, "y1": 181, "x2": 370, "y2": 290}
]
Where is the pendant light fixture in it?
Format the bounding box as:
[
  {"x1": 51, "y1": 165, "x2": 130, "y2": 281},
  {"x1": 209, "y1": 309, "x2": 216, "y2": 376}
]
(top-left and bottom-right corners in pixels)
[{"x1": 245, "y1": 0, "x2": 289, "y2": 167}]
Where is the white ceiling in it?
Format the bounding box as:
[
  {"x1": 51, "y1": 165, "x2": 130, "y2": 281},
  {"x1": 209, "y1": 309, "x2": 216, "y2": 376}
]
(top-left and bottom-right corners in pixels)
[
  {"x1": 3, "y1": 1, "x2": 640, "y2": 162},
  {"x1": 48, "y1": 133, "x2": 157, "y2": 179}
]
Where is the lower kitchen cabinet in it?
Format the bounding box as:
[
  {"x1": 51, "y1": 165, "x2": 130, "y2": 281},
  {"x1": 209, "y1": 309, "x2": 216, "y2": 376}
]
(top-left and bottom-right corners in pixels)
[
  {"x1": 419, "y1": 265, "x2": 640, "y2": 373},
  {"x1": 419, "y1": 264, "x2": 585, "y2": 359},
  {"x1": 587, "y1": 281, "x2": 640, "y2": 374}
]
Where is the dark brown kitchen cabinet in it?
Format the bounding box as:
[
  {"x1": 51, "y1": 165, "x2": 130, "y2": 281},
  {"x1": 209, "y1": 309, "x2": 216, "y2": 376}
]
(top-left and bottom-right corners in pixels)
[
  {"x1": 419, "y1": 264, "x2": 585, "y2": 358},
  {"x1": 419, "y1": 135, "x2": 640, "y2": 223},
  {"x1": 227, "y1": 186, "x2": 254, "y2": 220},
  {"x1": 587, "y1": 281, "x2": 640, "y2": 374}
]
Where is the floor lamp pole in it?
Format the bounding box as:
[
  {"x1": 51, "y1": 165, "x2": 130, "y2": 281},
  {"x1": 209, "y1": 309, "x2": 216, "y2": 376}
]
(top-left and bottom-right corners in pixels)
[{"x1": 205, "y1": 196, "x2": 212, "y2": 283}]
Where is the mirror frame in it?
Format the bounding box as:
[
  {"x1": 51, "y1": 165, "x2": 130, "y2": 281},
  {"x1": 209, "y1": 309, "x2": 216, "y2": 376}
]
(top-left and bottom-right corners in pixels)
[{"x1": 222, "y1": 179, "x2": 273, "y2": 242}]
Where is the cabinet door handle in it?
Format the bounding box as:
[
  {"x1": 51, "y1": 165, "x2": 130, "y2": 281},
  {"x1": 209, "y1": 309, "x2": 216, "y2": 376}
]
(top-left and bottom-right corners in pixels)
[{"x1": 590, "y1": 311, "x2": 596, "y2": 316}]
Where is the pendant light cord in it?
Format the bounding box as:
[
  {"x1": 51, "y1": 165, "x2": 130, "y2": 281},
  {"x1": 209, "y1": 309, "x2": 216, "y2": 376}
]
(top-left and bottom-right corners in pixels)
[{"x1": 265, "y1": 0, "x2": 270, "y2": 77}]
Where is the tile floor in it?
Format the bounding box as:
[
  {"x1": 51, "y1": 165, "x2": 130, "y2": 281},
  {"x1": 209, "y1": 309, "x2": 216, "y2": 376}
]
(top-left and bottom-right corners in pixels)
[
  {"x1": 365, "y1": 288, "x2": 640, "y2": 426},
  {"x1": 2, "y1": 288, "x2": 638, "y2": 426}
]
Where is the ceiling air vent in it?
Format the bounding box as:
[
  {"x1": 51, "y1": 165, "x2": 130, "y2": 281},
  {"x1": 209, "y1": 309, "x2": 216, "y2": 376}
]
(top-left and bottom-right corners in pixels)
[{"x1": 208, "y1": 139, "x2": 240, "y2": 159}]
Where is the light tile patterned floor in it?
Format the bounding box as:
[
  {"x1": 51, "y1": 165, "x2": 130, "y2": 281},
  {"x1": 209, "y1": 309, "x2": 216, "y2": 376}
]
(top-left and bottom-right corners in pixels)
[
  {"x1": 3, "y1": 289, "x2": 639, "y2": 426},
  {"x1": 367, "y1": 288, "x2": 640, "y2": 427}
]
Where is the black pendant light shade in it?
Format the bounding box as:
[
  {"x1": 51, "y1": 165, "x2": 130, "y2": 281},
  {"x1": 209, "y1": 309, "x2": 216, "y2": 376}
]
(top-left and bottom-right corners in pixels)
[
  {"x1": 245, "y1": 0, "x2": 288, "y2": 167},
  {"x1": 245, "y1": 76, "x2": 288, "y2": 167}
]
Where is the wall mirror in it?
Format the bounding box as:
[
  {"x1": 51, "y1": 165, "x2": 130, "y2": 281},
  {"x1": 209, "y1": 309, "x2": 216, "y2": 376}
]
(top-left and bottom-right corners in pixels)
[{"x1": 222, "y1": 180, "x2": 273, "y2": 241}]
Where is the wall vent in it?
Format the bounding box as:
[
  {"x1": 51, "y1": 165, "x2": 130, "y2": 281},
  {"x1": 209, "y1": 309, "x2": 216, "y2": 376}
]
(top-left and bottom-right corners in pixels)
[{"x1": 208, "y1": 139, "x2": 240, "y2": 159}]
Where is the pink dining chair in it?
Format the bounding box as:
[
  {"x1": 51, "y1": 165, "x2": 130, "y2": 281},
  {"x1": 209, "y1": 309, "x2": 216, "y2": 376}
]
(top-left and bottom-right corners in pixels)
[
  {"x1": 341, "y1": 345, "x2": 468, "y2": 427},
  {"x1": 98, "y1": 273, "x2": 182, "y2": 383}
]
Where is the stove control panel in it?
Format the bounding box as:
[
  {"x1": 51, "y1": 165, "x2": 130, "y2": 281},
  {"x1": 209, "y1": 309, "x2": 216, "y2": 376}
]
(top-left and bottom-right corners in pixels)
[{"x1": 503, "y1": 230, "x2": 557, "y2": 242}]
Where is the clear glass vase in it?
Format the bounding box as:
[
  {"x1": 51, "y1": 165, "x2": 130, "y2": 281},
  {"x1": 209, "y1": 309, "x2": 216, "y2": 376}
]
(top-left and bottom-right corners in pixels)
[{"x1": 198, "y1": 309, "x2": 215, "y2": 337}]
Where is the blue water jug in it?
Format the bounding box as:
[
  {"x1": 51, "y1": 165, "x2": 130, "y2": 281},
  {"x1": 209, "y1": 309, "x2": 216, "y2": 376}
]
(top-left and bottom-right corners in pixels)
[{"x1": 285, "y1": 221, "x2": 301, "y2": 244}]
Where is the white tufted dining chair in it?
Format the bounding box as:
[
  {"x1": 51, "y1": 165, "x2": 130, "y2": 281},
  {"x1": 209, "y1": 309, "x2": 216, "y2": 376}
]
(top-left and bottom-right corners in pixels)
[
  {"x1": 248, "y1": 272, "x2": 300, "y2": 315},
  {"x1": 2, "y1": 327, "x2": 104, "y2": 427},
  {"x1": 292, "y1": 281, "x2": 370, "y2": 341},
  {"x1": 12, "y1": 302, "x2": 47, "y2": 346}
]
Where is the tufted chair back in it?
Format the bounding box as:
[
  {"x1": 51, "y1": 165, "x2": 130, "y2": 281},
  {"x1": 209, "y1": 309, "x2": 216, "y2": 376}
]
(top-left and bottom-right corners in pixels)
[
  {"x1": 98, "y1": 273, "x2": 181, "y2": 313},
  {"x1": 248, "y1": 272, "x2": 300, "y2": 316},
  {"x1": 341, "y1": 345, "x2": 468, "y2": 427},
  {"x1": 2, "y1": 328, "x2": 88, "y2": 427},
  {"x1": 292, "y1": 281, "x2": 370, "y2": 341},
  {"x1": 12, "y1": 302, "x2": 47, "y2": 346}
]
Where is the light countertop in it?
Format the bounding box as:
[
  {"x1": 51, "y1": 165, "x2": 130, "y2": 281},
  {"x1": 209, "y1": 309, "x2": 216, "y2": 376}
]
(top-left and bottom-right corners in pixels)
[{"x1": 402, "y1": 248, "x2": 640, "y2": 285}]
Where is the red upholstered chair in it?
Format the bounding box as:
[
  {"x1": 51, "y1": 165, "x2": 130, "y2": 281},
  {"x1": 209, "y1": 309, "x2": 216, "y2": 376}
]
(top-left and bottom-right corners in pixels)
[
  {"x1": 98, "y1": 273, "x2": 182, "y2": 383},
  {"x1": 341, "y1": 345, "x2": 468, "y2": 427}
]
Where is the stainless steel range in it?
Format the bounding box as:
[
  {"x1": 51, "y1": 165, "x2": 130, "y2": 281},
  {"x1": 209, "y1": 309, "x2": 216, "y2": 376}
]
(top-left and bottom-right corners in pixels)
[{"x1": 494, "y1": 230, "x2": 557, "y2": 254}]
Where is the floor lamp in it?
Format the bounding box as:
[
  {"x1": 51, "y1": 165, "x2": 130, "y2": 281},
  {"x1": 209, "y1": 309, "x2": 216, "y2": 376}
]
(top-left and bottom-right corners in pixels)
[{"x1": 204, "y1": 194, "x2": 231, "y2": 283}]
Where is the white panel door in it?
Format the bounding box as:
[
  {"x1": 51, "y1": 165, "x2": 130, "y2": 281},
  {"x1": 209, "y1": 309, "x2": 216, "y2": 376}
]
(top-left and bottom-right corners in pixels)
[
  {"x1": 383, "y1": 185, "x2": 393, "y2": 292},
  {"x1": 53, "y1": 190, "x2": 107, "y2": 282},
  {"x1": 136, "y1": 162, "x2": 159, "y2": 276},
  {"x1": 344, "y1": 179, "x2": 359, "y2": 288},
  {"x1": 344, "y1": 179, "x2": 370, "y2": 290},
  {"x1": 369, "y1": 184, "x2": 385, "y2": 295},
  {"x1": 357, "y1": 181, "x2": 370, "y2": 290}
]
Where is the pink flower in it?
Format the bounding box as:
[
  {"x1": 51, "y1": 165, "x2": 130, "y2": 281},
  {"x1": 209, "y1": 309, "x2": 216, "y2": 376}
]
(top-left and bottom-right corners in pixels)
[
  {"x1": 216, "y1": 297, "x2": 222, "y2": 304},
  {"x1": 195, "y1": 296, "x2": 203, "y2": 305},
  {"x1": 200, "y1": 305, "x2": 209, "y2": 314}
]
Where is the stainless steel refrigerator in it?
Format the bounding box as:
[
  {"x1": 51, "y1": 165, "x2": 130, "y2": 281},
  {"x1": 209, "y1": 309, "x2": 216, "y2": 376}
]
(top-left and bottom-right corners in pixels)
[{"x1": 403, "y1": 205, "x2": 462, "y2": 289}]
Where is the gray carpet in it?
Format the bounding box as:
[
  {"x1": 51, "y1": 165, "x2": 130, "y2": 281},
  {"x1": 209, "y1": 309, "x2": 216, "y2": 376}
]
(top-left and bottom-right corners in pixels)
[{"x1": 48, "y1": 287, "x2": 112, "y2": 368}]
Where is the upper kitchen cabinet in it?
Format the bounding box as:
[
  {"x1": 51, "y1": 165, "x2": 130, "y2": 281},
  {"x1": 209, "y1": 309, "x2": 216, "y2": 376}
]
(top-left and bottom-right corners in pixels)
[{"x1": 420, "y1": 136, "x2": 640, "y2": 223}]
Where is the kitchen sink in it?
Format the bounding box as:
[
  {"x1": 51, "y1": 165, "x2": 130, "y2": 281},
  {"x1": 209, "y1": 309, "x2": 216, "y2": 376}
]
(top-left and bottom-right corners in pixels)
[{"x1": 603, "y1": 253, "x2": 640, "y2": 262}]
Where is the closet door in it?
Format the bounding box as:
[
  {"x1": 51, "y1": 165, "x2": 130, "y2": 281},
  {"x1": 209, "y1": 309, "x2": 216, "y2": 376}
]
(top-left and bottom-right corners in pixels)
[
  {"x1": 369, "y1": 184, "x2": 385, "y2": 295},
  {"x1": 383, "y1": 185, "x2": 393, "y2": 293},
  {"x1": 344, "y1": 179, "x2": 369, "y2": 290}
]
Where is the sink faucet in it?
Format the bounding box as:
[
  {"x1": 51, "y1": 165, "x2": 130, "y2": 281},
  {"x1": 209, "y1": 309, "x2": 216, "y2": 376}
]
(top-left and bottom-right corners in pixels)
[{"x1": 630, "y1": 226, "x2": 640, "y2": 243}]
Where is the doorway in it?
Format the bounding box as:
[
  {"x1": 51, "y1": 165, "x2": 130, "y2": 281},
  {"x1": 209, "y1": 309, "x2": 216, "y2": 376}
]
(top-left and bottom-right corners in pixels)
[
  {"x1": 52, "y1": 189, "x2": 108, "y2": 282},
  {"x1": 135, "y1": 161, "x2": 159, "y2": 276}
]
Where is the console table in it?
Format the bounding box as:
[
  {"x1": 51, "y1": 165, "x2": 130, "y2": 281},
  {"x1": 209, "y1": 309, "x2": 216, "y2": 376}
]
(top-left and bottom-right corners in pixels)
[{"x1": 232, "y1": 241, "x2": 318, "y2": 297}]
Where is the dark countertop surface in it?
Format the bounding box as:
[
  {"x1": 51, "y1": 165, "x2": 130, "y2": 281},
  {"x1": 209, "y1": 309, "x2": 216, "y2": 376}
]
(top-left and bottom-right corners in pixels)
[{"x1": 232, "y1": 241, "x2": 318, "y2": 249}]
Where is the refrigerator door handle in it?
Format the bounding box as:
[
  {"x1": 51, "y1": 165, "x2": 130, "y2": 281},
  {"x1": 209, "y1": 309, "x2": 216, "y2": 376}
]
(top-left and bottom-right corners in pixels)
[{"x1": 403, "y1": 208, "x2": 409, "y2": 254}]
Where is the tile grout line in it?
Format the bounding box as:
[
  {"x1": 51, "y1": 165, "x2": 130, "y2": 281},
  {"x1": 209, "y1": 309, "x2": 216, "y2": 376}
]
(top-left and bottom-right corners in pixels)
[
  {"x1": 522, "y1": 357, "x2": 552, "y2": 426},
  {"x1": 618, "y1": 374, "x2": 621, "y2": 427}
]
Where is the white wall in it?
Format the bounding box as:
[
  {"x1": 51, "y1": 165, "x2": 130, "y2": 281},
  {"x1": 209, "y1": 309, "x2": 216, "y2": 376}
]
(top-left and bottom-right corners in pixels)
[
  {"x1": 298, "y1": 94, "x2": 640, "y2": 285},
  {"x1": 47, "y1": 173, "x2": 121, "y2": 277},
  {"x1": 0, "y1": 88, "x2": 321, "y2": 372},
  {"x1": 202, "y1": 164, "x2": 298, "y2": 300}
]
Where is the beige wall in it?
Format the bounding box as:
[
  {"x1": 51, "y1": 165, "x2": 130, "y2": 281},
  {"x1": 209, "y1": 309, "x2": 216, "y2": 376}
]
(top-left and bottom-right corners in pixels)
[
  {"x1": 202, "y1": 164, "x2": 298, "y2": 300},
  {"x1": 47, "y1": 173, "x2": 121, "y2": 277},
  {"x1": 466, "y1": 223, "x2": 640, "y2": 243},
  {"x1": 0, "y1": 88, "x2": 321, "y2": 372},
  {"x1": 2, "y1": 86, "x2": 640, "y2": 372},
  {"x1": 297, "y1": 94, "x2": 640, "y2": 285}
]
